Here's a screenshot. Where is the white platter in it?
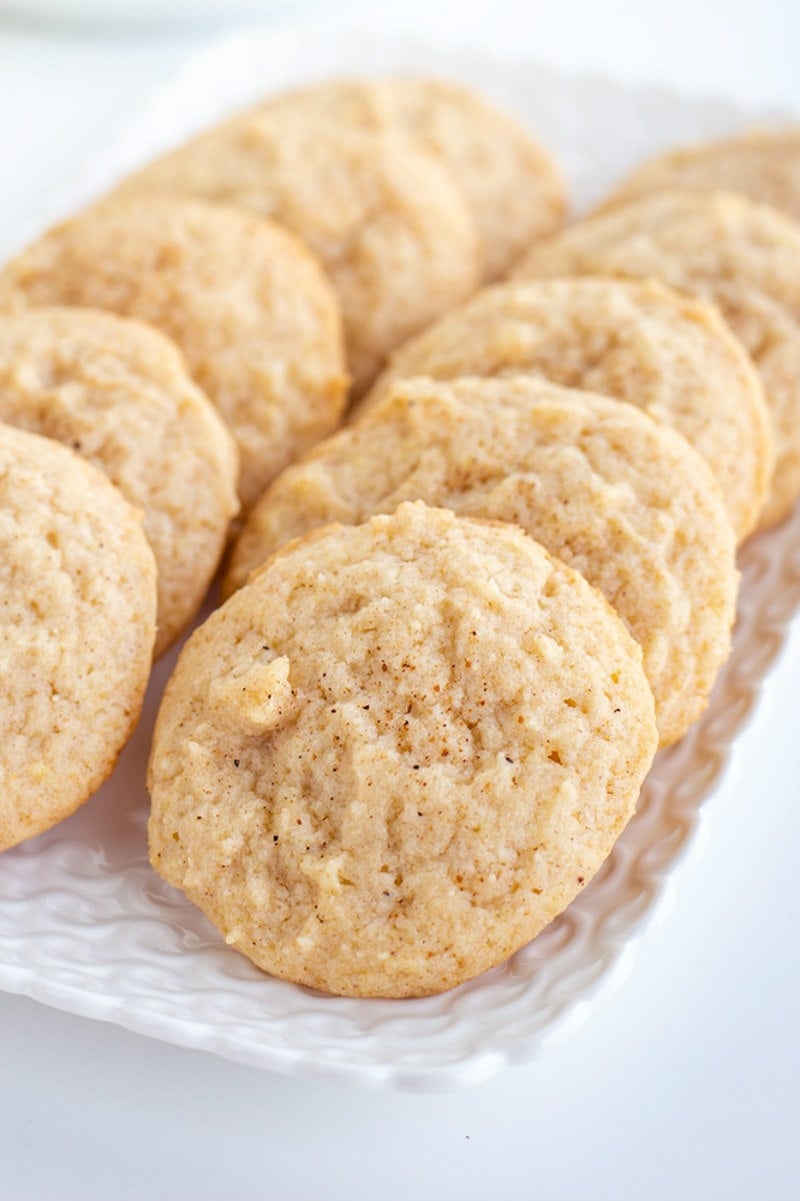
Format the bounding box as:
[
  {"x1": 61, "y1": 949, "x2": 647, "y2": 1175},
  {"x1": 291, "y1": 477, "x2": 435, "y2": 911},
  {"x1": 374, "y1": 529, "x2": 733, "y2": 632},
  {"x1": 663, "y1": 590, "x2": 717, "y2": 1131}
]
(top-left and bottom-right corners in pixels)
[{"x1": 0, "y1": 17, "x2": 797, "y2": 1092}]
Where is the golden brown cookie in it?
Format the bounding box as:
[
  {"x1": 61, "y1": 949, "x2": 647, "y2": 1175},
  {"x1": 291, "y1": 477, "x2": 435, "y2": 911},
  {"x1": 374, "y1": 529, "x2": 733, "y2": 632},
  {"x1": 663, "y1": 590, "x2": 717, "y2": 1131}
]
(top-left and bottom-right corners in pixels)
[
  {"x1": 254, "y1": 77, "x2": 567, "y2": 280},
  {"x1": 0, "y1": 197, "x2": 347, "y2": 508},
  {"x1": 112, "y1": 113, "x2": 481, "y2": 393},
  {"x1": 358, "y1": 277, "x2": 771, "y2": 541},
  {"x1": 514, "y1": 190, "x2": 800, "y2": 528},
  {"x1": 149, "y1": 500, "x2": 657, "y2": 998},
  {"x1": 226, "y1": 377, "x2": 736, "y2": 746},
  {"x1": 0, "y1": 307, "x2": 239, "y2": 655},
  {"x1": 0, "y1": 423, "x2": 156, "y2": 852},
  {"x1": 604, "y1": 128, "x2": 800, "y2": 222}
]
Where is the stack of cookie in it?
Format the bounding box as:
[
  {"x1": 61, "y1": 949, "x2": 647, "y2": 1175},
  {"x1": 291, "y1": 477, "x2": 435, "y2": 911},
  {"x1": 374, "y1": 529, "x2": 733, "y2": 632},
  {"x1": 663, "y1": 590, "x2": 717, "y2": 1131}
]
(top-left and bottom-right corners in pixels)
[{"x1": 0, "y1": 80, "x2": 797, "y2": 1001}]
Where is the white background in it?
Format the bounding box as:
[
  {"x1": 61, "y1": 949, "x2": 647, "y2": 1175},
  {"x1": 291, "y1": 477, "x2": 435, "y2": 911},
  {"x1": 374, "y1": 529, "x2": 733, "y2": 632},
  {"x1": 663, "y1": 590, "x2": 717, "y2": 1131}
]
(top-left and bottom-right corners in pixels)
[{"x1": 1, "y1": 2, "x2": 799, "y2": 1198}]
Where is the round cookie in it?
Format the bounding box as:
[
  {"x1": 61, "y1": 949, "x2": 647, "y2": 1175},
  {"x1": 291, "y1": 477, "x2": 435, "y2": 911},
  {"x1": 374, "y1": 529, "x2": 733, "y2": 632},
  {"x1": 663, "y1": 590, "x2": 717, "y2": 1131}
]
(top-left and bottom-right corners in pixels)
[
  {"x1": 226, "y1": 377, "x2": 737, "y2": 746},
  {"x1": 253, "y1": 77, "x2": 567, "y2": 281},
  {"x1": 357, "y1": 277, "x2": 771, "y2": 541},
  {"x1": 604, "y1": 128, "x2": 800, "y2": 222},
  {"x1": 149, "y1": 501, "x2": 657, "y2": 998},
  {"x1": 0, "y1": 197, "x2": 347, "y2": 508},
  {"x1": 0, "y1": 307, "x2": 239, "y2": 655},
  {"x1": 514, "y1": 190, "x2": 800, "y2": 528},
  {"x1": 112, "y1": 114, "x2": 481, "y2": 392},
  {"x1": 0, "y1": 424, "x2": 156, "y2": 852}
]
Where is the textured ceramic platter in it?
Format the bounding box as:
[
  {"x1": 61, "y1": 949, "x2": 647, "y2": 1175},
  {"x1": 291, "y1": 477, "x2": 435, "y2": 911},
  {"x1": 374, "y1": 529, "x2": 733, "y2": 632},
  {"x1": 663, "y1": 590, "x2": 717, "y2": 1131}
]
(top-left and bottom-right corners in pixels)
[{"x1": 0, "y1": 18, "x2": 798, "y2": 1092}]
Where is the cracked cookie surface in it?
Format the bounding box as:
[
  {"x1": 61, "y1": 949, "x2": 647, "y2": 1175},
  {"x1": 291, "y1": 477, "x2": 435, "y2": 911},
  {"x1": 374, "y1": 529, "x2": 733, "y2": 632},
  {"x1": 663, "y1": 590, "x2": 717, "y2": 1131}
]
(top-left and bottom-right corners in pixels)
[{"x1": 149, "y1": 501, "x2": 656, "y2": 997}]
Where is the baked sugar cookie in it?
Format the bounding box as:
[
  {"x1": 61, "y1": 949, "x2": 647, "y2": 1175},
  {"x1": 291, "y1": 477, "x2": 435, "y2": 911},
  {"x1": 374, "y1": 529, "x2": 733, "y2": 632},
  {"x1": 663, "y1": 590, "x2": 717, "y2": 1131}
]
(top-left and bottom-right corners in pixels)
[
  {"x1": 149, "y1": 501, "x2": 656, "y2": 998},
  {"x1": 514, "y1": 190, "x2": 800, "y2": 528},
  {"x1": 112, "y1": 115, "x2": 480, "y2": 392},
  {"x1": 0, "y1": 424, "x2": 156, "y2": 852},
  {"x1": 604, "y1": 128, "x2": 800, "y2": 222},
  {"x1": 358, "y1": 277, "x2": 771, "y2": 541},
  {"x1": 0, "y1": 197, "x2": 347, "y2": 508},
  {"x1": 0, "y1": 307, "x2": 239, "y2": 655},
  {"x1": 253, "y1": 77, "x2": 566, "y2": 281},
  {"x1": 226, "y1": 377, "x2": 736, "y2": 746}
]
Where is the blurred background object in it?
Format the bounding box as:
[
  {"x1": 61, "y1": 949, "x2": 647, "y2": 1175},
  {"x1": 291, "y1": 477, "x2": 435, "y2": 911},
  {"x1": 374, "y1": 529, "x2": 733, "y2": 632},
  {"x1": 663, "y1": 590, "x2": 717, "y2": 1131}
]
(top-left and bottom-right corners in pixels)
[{"x1": 0, "y1": 0, "x2": 321, "y2": 26}]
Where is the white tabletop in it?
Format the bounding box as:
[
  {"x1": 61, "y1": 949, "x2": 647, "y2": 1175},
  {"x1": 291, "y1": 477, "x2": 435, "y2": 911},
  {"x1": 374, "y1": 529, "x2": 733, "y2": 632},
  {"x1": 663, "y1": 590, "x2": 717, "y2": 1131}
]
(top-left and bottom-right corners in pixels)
[{"x1": 1, "y1": 3, "x2": 799, "y2": 1198}]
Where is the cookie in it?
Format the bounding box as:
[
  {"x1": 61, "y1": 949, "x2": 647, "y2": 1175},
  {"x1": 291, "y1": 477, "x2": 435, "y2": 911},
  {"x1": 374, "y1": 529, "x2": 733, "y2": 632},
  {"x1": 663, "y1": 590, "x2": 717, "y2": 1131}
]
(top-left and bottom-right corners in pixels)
[
  {"x1": 0, "y1": 307, "x2": 239, "y2": 655},
  {"x1": 357, "y1": 277, "x2": 771, "y2": 541},
  {"x1": 0, "y1": 197, "x2": 347, "y2": 508},
  {"x1": 0, "y1": 424, "x2": 156, "y2": 852},
  {"x1": 112, "y1": 114, "x2": 481, "y2": 392},
  {"x1": 604, "y1": 128, "x2": 800, "y2": 222},
  {"x1": 252, "y1": 77, "x2": 566, "y2": 281},
  {"x1": 226, "y1": 377, "x2": 736, "y2": 746},
  {"x1": 514, "y1": 190, "x2": 800, "y2": 528},
  {"x1": 149, "y1": 500, "x2": 657, "y2": 998}
]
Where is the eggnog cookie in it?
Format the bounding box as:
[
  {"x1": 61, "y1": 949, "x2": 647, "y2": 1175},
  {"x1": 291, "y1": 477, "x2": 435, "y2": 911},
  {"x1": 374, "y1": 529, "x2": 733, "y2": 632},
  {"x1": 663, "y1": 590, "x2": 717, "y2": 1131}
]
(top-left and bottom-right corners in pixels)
[
  {"x1": 604, "y1": 128, "x2": 800, "y2": 222},
  {"x1": 0, "y1": 197, "x2": 347, "y2": 508},
  {"x1": 514, "y1": 190, "x2": 800, "y2": 527},
  {"x1": 358, "y1": 277, "x2": 770, "y2": 540},
  {"x1": 0, "y1": 424, "x2": 156, "y2": 852},
  {"x1": 0, "y1": 307, "x2": 238, "y2": 655},
  {"x1": 253, "y1": 77, "x2": 566, "y2": 280},
  {"x1": 149, "y1": 501, "x2": 657, "y2": 998},
  {"x1": 227, "y1": 378, "x2": 736, "y2": 745},
  {"x1": 112, "y1": 116, "x2": 480, "y2": 392}
]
